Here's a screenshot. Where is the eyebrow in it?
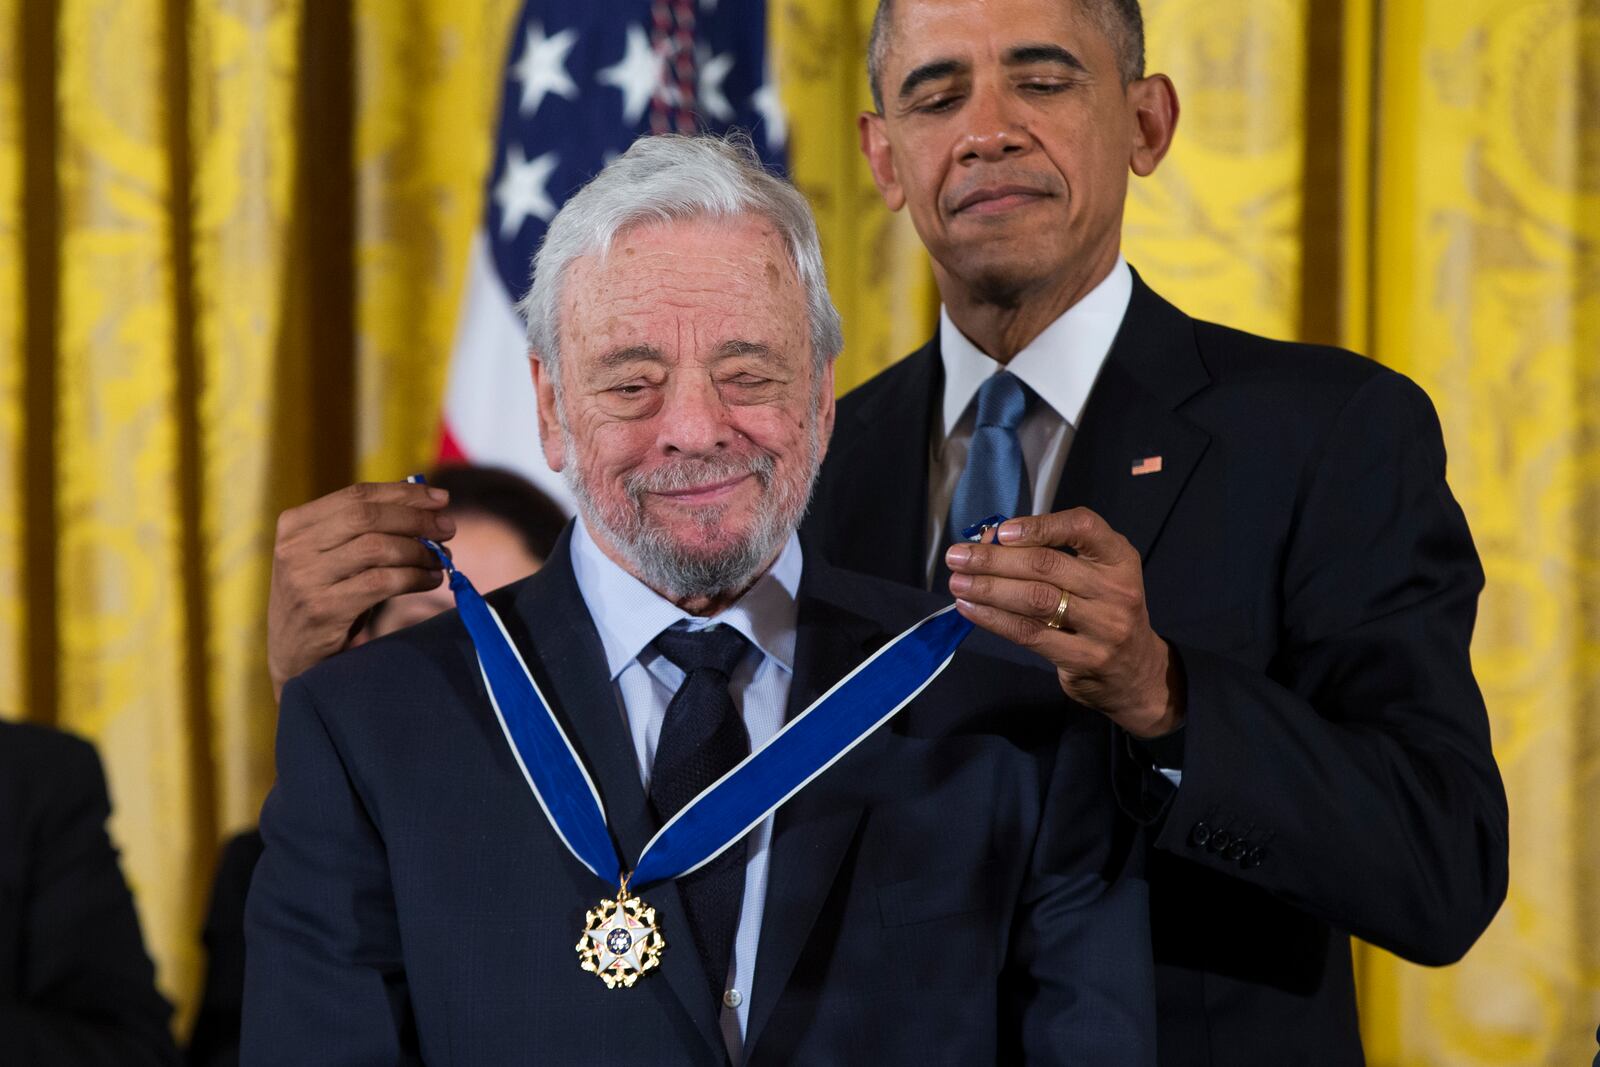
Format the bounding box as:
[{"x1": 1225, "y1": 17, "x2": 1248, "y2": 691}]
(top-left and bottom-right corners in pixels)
[
  {"x1": 598, "y1": 344, "x2": 665, "y2": 369},
  {"x1": 897, "y1": 58, "x2": 965, "y2": 101},
  {"x1": 717, "y1": 339, "x2": 777, "y2": 360},
  {"x1": 1005, "y1": 43, "x2": 1088, "y2": 73},
  {"x1": 896, "y1": 43, "x2": 1088, "y2": 103}
]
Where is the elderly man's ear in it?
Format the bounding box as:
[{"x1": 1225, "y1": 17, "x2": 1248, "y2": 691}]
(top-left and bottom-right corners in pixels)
[
  {"x1": 815, "y1": 358, "x2": 839, "y2": 453},
  {"x1": 530, "y1": 354, "x2": 565, "y2": 473}
]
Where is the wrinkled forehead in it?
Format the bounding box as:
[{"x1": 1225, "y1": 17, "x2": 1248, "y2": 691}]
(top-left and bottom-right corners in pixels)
[
  {"x1": 601, "y1": 213, "x2": 795, "y2": 271},
  {"x1": 558, "y1": 215, "x2": 810, "y2": 355}
]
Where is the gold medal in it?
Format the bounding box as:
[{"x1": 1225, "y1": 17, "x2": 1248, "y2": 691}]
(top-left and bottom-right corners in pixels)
[{"x1": 575, "y1": 885, "x2": 665, "y2": 989}]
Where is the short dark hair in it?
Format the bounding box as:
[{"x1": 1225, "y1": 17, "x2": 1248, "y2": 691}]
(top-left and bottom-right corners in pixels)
[
  {"x1": 427, "y1": 463, "x2": 568, "y2": 563},
  {"x1": 867, "y1": 0, "x2": 1145, "y2": 113}
]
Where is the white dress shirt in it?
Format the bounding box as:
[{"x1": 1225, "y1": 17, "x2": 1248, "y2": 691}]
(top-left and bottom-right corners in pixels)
[
  {"x1": 569, "y1": 517, "x2": 800, "y2": 1064},
  {"x1": 925, "y1": 257, "x2": 1133, "y2": 582}
]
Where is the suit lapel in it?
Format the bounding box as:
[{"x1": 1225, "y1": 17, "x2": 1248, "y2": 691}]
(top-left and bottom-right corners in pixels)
[
  {"x1": 1053, "y1": 273, "x2": 1211, "y2": 562},
  {"x1": 856, "y1": 279, "x2": 1212, "y2": 574},
  {"x1": 742, "y1": 561, "x2": 885, "y2": 1052},
  {"x1": 499, "y1": 530, "x2": 725, "y2": 1057},
  {"x1": 831, "y1": 342, "x2": 940, "y2": 589}
]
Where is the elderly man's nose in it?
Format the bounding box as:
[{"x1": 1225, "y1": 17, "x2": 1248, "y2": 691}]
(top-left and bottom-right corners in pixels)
[{"x1": 659, "y1": 379, "x2": 731, "y2": 453}]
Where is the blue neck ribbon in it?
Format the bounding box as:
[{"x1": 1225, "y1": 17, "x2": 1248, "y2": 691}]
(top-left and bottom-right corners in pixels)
[{"x1": 417, "y1": 481, "x2": 998, "y2": 893}]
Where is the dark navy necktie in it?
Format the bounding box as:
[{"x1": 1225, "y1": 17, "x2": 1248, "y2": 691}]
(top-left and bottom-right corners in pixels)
[{"x1": 648, "y1": 624, "x2": 752, "y2": 1003}]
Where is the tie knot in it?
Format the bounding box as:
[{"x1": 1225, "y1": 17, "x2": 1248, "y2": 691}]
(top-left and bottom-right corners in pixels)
[
  {"x1": 974, "y1": 371, "x2": 1030, "y2": 431},
  {"x1": 652, "y1": 624, "x2": 751, "y2": 679}
]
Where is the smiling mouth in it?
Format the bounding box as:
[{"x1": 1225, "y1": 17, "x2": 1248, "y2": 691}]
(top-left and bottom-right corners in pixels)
[
  {"x1": 648, "y1": 474, "x2": 754, "y2": 505},
  {"x1": 951, "y1": 186, "x2": 1050, "y2": 216}
]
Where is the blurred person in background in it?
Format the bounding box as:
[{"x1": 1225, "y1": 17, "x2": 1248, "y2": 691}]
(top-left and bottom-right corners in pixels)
[
  {"x1": 185, "y1": 464, "x2": 564, "y2": 1067},
  {"x1": 0, "y1": 720, "x2": 178, "y2": 1065}
]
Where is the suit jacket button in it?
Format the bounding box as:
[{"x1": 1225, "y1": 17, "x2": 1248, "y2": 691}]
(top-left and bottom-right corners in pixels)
[
  {"x1": 1225, "y1": 840, "x2": 1248, "y2": 861},
  {"x1": 1190, "y1": 821, "x2": 1212, "y2": 847},
  {"x1": 1241, "y1": 847, "x2": 1267, "y2": 869},
  {"x1": 1207, "y1": 830, "x2": 1232, "y2": 853}
]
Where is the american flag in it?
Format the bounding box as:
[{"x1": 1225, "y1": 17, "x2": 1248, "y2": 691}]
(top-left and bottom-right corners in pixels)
[{"x1": 438, "y1": 0, "x2": 786, "y2": 505}]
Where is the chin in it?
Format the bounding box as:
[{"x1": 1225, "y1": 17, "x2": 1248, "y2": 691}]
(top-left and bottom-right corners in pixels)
[{"x1": 962, "y1": 265, "x2": 1035, "y2": 308}]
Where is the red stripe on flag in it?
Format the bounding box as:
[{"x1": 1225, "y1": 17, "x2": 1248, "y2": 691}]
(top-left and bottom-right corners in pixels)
[
  {"x1": 437, "y1": 421, "x2": 469, "y2": 465},
  {"x1": 1131, "y1": 455, "x2": 1163, "y2": 476}
]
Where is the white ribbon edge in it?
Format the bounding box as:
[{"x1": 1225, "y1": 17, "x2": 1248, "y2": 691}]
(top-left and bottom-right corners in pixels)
[
  {"x1": 477, "y1": 601, "x2": 613, "y2": 883},
  {"x1": 478, "y1": 598, "x2": 968, "y2": 889},
  {"x1": 639, "y1": 603, "x2": 966, "y2": 881}
]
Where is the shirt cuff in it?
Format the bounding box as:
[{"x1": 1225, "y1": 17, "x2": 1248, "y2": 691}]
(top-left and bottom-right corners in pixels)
[{"x1": 1127, "y1": 722, "x2": 1187, "y2": 771}]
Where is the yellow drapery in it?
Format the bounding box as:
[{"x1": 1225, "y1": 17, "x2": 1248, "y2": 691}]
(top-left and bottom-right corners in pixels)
[
  {"x1": 1, "y1": 2, "x2": 1595, "y2": 1058},
  {"x1": 1351, "y1": 2, "x2": 1600, "y2": 1063},
  {"x1": 772, "y1": 0, "x2": 939, "y2": 391},
  {"x1": 1, "y1": 0, "x2": 522, "y2": 1029}
]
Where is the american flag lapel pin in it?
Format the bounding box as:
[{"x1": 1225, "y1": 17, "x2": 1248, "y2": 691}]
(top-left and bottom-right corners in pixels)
[{"x1": 1131, "y1": 455, "x2": 1163, "y2": 476}]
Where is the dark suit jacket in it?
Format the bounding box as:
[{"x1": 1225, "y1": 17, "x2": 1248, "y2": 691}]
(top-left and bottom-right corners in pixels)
[
  {"x1": 242, "y1": 534, "x2": 1155, "y2": 1065},
  {"x1": 0, "y1": 721, "x2": 178, "y2": 1066},
  {"x1": 806, "y1": 272, "x2": 1509, "y2": 1066},
  {"x1": 188, "y1": 829, "x2": 264, "y2": 1067}
]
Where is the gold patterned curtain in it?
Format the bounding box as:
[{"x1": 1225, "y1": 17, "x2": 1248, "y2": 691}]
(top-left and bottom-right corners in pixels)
[
  {"x1": 773, "y1": 0, "x2": 940, "y2": 391},
  {"x1": 1, "y1": 0, "x2": 1595, "y2": 1057},
  {"x1": 1350, "y1": 3, "x2": 1600, "y2": 1063},
  {"x1": 0, "y1": 0, "x2": 520, "y2": 1031}
]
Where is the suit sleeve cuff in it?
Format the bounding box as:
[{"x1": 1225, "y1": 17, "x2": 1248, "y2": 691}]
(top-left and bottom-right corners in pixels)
[
  {"x1": 1128, "y1": 722, "x2": 1187, "y2": 770},
  {"x1": 1111, "y1": 729, "x2": 1180, "y2": 826}
]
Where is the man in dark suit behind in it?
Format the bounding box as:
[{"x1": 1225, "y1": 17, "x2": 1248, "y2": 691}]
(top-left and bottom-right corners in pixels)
[
  {"x1": 811, "y1": 0, "x2": 1504, "y2": 1062},
  {"x1": 0, "y1": 720, "x2": 178, "y2": 1065},
  {"x1": 243, "y1": 134, "x2": 1152, "y2": 1064}
]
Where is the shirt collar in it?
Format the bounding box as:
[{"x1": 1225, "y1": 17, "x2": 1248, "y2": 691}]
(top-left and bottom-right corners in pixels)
[
  {"x1": 939, "y1": 256, "x2": 1132, "y2": 437},
  {"x1": 569, "y1": 516, "x2": 802, "y2": 681}
]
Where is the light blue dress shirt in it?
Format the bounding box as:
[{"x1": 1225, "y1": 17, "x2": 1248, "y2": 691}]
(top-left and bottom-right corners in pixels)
[{"x1": 569, "y1": 517, "x2": 800, "y2": 1064}]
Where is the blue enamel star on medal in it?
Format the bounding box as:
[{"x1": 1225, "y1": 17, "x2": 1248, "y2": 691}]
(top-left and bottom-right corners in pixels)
[{"x1": 413, "y1": 471, "x2": 1005, "y2": 991}]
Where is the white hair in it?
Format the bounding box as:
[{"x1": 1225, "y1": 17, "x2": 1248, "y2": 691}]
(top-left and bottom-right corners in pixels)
[{"x1": 514, "y1": 133, "x2": 843, "y2": 383}]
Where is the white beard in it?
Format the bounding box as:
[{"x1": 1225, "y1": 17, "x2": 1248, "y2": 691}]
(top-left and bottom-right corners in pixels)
[{"x1": 561, "y1": 416, "x2": 822, "y2": 603}]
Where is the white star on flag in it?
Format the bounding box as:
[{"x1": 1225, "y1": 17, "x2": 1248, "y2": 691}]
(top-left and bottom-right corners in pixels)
[
  {"x1": 494, "y1": 145, "x2": 560, "y2": 238},
  {"x1": 511, "y1": 22, "x2": 580, "y2": 118},
  {"x1": 697, "y1": 44, "x2": 736, "y2": 122},
  {"x1": 751, "y1": 82, "x2": 786, "y2": 151},
  {"x1": 598, "y1": 23, "x2": 665, "y2": 125}
]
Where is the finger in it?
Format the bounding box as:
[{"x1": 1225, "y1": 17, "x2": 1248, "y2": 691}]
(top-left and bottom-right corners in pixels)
[
  {"x1": 946, "y1": 572, "x2": 1078, "y2": 627},
  {"x1": 953, "y1": 596, "x2": 1077, "y2": 656},
  {"x1": 950, "y1": 572, "x2": 1122, "y2": 645},
  {"x1": 303, "y1": 499, "x2": 458, "y2": 552},
  {"x1": 994, "y1": 507, "x2": 1130, "y2": 562},
  {"x1": 945, "y1": 540, "x2": 1101, "y2": 595},
  {"x1": 326, "y1": 564, "x2": 446, "y2": 611},
  {"x1": 320, "y1": 531, "x2": 445, "y2": 584},
  {"x1": 277, "y1": 481, "x2": 450, "y2": 539},
  {"x1": 953, "y1": 598, "x2": 1108, "y2": 670}
]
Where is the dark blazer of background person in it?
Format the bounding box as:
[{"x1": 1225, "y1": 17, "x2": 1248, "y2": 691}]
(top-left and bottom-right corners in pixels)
[
  {"x1": 806, "y1": 272, "x2": 1509, "y2": 1065},
  {"x1": 0, "y1": 721, "x2": 179, "y2": 1066},
  {"x1": 188, "y1": 829, "x2": 262, "y2": 1067},
  {"x1": 242, "y1": 529, "x2": 1155, "y2": 1066}
]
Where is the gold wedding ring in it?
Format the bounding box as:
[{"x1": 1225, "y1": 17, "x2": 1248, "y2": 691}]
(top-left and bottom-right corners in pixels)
[{"x1": 1044, "y1": 588, "x2": 1071, "y2": 631}]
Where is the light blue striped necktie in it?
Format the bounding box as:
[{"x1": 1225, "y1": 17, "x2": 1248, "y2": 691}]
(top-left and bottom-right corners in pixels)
[{"x1": 949, "y1": 371, "x2": 1033, "y2": 534}]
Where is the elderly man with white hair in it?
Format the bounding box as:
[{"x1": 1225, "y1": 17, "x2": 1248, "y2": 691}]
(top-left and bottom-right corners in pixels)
[{"x1": 242, "y1": 135, "x2": 1153, "y2": 1066}]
